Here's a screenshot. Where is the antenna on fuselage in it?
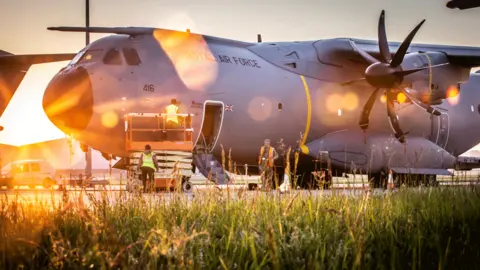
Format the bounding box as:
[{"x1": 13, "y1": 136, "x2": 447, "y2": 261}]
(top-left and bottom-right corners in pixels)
[{"x1": 257, "y1": 34, "x2": 262, "y2": 43}]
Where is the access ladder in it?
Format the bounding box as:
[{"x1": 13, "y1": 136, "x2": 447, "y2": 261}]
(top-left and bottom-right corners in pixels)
[{"x1": 124, "y1": 112, "x2": 195, "y2": 192}]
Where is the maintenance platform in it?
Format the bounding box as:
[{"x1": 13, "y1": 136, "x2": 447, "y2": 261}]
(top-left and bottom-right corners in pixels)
[{"x1": 124, "y1": 112, "x2": 195, "y2": 193}]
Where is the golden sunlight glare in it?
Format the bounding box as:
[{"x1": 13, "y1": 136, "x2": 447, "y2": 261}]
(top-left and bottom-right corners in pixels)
[
  {"x1": 397, "y1": 92, "x2": 406, "y2": 104},
  {"x1": 153, "y1": 13, "x2": 218, "y2": 92},
  {"x1": 380, "y1": 95, "x2": 387, "y2": 103},
  {"x1": 0, "y1": 63, "x2": 67, "y2": 146},
  {"x1": 447, "y1": 85, "x2": 460, "y2": 105},
  {"x1": 101, "y1": 111, "x2": 119, "y2": 128}
]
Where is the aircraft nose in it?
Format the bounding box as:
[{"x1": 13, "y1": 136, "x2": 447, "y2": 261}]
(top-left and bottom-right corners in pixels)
[{"x1": 42, "y1": 66, "x2": 94, "y2": 133}]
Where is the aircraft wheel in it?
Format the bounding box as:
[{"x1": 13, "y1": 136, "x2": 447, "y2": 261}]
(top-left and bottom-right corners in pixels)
[
  {"x1": 248, "y1": 184, "x2": 258, "y2": 190},
  {"x1": 6, "y1": 181, "x2": 13, "y2": 190},
  {"x1": 427, "y1": 175, "x2": 438, "y2": 187},
  {"x1": 43, "y1": 178, "x2": 54, "y2": 189},
  {"x1": 369, "y1": 174, "x2": 380, "y2": 189}
]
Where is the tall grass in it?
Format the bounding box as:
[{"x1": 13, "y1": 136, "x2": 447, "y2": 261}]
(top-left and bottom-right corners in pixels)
[{"x1": 1, "y1": 187, "x2": 480, "y2": 269}]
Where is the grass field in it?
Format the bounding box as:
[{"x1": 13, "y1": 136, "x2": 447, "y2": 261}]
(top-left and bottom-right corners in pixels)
[{"x1": 1, "y1": 187, "x2": 480, "y2": 269}]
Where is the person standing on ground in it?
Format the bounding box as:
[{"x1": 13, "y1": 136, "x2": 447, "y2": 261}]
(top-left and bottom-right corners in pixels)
[
  {"x1": 258, "y1": 139, "x2": 279, "y2": 191},
  {"x1": 139, "y1": 144, "x2": 159, "y2": 193},
  {"x1": 275, "y1": 139, "x2": 286, "y2": 188}
]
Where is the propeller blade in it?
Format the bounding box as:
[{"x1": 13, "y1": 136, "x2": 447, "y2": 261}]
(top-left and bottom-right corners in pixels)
[
  {"x1": 386, "y1": 95, "x2": 407, "y2": 143},
  {"x1": 349, "y1": 40, "x2": 379, "y2": 65},
  {"x1": 341, "y1": 78, "x2": 366, "y2": 86},
  {"x1": 400, "y1": 88, "x2": 442, "y2": 116},
  {"x1": 359, "y1": 88, "x2": 381, "y2": 130},
  {"x1": 393, "y1": 63, "x2": 449, "y2": 77},
  {"x1": 378, "y1": 10, "x2": 392, "y2": 63},
  {"x1": 390, "y1": 19, "x2": 426, "y2": 67}
]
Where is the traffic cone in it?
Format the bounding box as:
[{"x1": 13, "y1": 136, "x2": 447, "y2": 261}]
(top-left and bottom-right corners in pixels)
[
  {"x1": 387, "y1": 173, "x2": 394, "y2": 190},
  {"x1": 279, "y1": 173, "x2": 291, "y2": 192}
]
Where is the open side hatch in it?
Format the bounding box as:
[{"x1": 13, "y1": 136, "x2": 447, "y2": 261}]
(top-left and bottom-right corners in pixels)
[{"x1": 196, "y1": 101, "x2": 225, "y2": 153}]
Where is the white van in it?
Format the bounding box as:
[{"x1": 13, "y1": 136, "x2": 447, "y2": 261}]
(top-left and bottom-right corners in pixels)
[{"x1": 0, "y1": 159, "x2": 56, "y2": 189}]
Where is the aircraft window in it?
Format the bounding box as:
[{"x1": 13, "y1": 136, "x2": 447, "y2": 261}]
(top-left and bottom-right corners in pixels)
[
  {"x1": 122, "y1": 47, "x2": 142, "y2": 66},
  {"x1": 284, "y1": 63, "x2": 297, "y2": 69},
  {"x1": 103, "y1": 48, "x2": 123, "y2": 65},
  {"x1": 477, "y1": 104, "x2": 480, "y2": 114},
  {"x1": 68, "y1": 49, "x2": 86, "y2": 66},
  {"x1": 30, "y1": 163, "x2": 40, "y2": 172},
  {"x1": 278, "y1": 103, "x2": 283, "y2": 111},
  {"x1": 79, "y1": 49, "x2": 104, "y2": 64}
]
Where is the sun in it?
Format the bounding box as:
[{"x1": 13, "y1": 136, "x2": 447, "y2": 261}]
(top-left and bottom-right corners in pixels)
[{"x1": 0, "y1": 63, "x2": 67, "y2": 146}]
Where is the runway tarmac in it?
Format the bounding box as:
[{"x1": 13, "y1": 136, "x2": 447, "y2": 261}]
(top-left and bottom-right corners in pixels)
[
  {"x1": 0, "y1": 185, "x2": 386, "y2": 206},
  {"x1": 1, "y1": 178, "x2": 478, "y2": 206}
]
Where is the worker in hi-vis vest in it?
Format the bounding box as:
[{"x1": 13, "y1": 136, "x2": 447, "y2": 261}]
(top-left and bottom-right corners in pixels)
[
  {"x1": 165, "y1": 99, "x2": 179, "y2": 125},
  {"x1": 258, "y1": 139, "x2": 279, "y2": 191},
  {"x1": 139, "y1": 144, "x2": 159, "y2": 193},
  {"x1": 164, "y1": 99, "x2": 180, "y2": 141}
]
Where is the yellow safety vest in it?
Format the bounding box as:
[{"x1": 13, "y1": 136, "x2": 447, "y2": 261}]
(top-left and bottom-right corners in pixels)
[
  {"x1": 258, "y1": 146, "x2": 274, "y2": 167},
  {"x1": 166, "y1": 104, "x2": 179, "y2": 124},
  {"x1": 142, "y1": 153, "x2": 156, "y2": 169}
]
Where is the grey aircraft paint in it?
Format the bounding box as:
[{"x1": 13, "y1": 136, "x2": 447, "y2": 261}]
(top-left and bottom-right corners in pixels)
[{"x1": 42, "y1": 11, "x2": 480, "y2": 182}]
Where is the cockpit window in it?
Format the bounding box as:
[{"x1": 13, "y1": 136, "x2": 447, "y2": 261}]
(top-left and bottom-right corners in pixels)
[
  {"x1": 122, "y1": 47, "x2": 142, "y2": 66},
  {"x1": 79, "y1": 49, "x2": 104, "y2": 64},
  {"x1": 103, "y1": 48, "x2": 123, "y2": 65},
  {"x1": 68, "y1": 48, "x2": 87, "y2": 66}
]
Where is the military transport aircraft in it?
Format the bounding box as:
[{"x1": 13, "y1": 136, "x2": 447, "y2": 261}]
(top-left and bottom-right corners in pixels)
[
  {"x1": 43, "y1": 10, "x2": 480, "y2": 188},
  {"x1": 0, "y1": 50, "x2": 75, "y2": 122}
]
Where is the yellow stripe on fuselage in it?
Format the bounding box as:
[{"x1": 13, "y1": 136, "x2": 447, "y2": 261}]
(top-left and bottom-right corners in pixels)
[
  {"x1": 299, "y1": 75, "x2": 312, "y2": 146},
  {"x1": 423, "y1": 53, "x2": 433, "y2": 95}
]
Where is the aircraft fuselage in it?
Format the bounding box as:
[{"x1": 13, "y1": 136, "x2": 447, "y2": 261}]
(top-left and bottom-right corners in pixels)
[{"x1": 42, "y1": 30, "x2": 480, "y2": 174}]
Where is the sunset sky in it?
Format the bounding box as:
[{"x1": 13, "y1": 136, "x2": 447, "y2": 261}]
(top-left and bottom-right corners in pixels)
[{"x1": 0, "y1": 0, "x2": 479, "y2": 148}]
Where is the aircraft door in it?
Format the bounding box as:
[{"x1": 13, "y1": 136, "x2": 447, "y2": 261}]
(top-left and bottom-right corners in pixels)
[
  {"x1": 430, "y1": 112, "x2": 450, "y2": 149},
  {"x1": 195, "y1": 100, "x2": 225, "y2": 152}
]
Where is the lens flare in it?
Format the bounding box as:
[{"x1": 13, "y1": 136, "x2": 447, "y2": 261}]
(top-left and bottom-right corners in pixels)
[
  {"x1": 153, "y1": 28, "x2": 218, "y2": 92},
  {"x1": 101, "y1": 111, "x2": 118, "y2": 128},
  {"x1": 380, "y1": 95, "x2": 387, "y2": 103},
  {"x1": 326, "y1": 94, "x2": 343, "y2": 113},
  {"x1": 341, "y1": 92, "x2": 359, "y2": 111},
  {"x1": 248, "y1": 96, "x2": 272, "y2": 122},
  {"x1": 447, "y1": 86, "x2": 460, "y2": 105},
  {"x1": 397, "y1": 92, "x2": 406, "y2": 104}
]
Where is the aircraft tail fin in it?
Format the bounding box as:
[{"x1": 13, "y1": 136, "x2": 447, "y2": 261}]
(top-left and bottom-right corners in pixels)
[{"x1": 0, "y1": 51, "x2": 76, "y2": 118}]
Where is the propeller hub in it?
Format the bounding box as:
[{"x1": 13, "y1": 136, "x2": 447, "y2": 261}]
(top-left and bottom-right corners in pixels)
[{"x1": 365, "y1": 62, "x2": 401, "y2": 88}]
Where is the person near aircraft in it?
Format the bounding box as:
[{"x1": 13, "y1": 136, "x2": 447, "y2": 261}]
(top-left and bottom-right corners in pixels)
[
  {"x1": 274, "y1": 139, "x2": 287, "y2": 188},
  {"x1": 138, "y1": 144, "x2": 159, "y2": 193},
  {"x1": 258, "y1": 139, "x2": 279, "y2": 190},
  {"x1": 164, "y1": 99, "x2": 180, "y2": 141},
  {"x1": 165, "y1": 99, "x2": 179, "y2": 125}
]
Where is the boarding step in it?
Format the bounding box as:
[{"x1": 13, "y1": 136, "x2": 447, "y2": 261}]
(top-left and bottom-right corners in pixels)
[{"x1": 193, "y1": 153, "x2": 230, "y2": 184}]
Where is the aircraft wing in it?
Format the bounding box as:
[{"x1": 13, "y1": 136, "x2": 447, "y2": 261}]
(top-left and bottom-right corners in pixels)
[
  {"x1": 0, "y1": 52, "x2": 76, "y2": 118},
  {"x1": 446, "y1": 0, "x2": 480, "y2": 10},
  {"x1": 317, "y1": 38, "x2": 480, "y2": 69}
]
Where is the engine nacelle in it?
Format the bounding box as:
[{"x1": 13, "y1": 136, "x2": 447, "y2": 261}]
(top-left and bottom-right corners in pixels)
[{"x1": 401, "y1": 52, "x2": 471, "y2": 104}]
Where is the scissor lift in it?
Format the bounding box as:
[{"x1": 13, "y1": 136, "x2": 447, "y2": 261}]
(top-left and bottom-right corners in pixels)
[{"x1": 124, "y1": 112, "x2": 195, "y2": 193}]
